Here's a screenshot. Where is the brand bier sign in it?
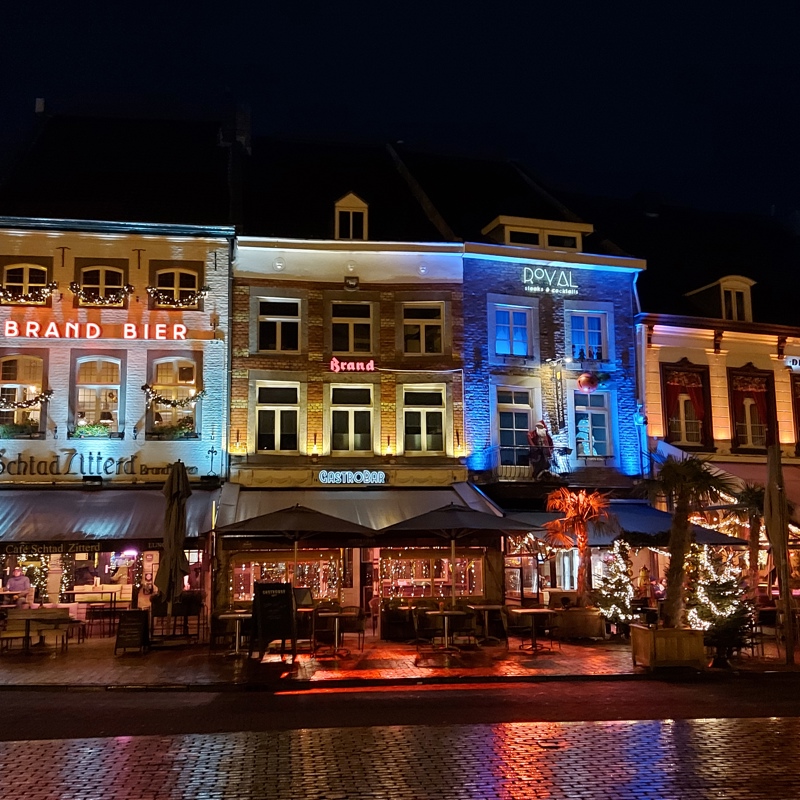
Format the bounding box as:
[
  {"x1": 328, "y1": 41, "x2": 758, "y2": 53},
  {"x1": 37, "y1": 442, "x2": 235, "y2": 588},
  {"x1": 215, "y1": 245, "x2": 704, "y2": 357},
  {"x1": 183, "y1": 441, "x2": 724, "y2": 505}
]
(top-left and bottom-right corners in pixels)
[{"x1": 2, "y1": 320, "x2": 206, "y2": 340}]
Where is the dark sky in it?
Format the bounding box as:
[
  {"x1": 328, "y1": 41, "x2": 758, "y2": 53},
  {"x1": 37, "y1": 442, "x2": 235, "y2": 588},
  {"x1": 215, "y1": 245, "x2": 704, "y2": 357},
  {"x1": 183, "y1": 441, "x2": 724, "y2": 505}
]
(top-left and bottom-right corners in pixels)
[{"x1": 4, "y1": 1, "x2": 799, "y2": 217}]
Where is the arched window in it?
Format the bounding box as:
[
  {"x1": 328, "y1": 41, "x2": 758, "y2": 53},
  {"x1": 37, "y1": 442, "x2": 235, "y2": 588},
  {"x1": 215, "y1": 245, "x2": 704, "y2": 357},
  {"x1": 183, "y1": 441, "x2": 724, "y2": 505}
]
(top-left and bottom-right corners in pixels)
[
  {"x1": 153, "y1": 268, "x2": 200, "y2": 307},
  {"x1": 148, "y1": 358, "x2": 198, "y2": 437},
  {"x1": 0, "y1": 355, "x2": 44, "y2": 433},
  {"x1": 1, "y1": 264, "x2": 49, "y2": 304},
  {"x1": 75, "y1": 357, "x2": 121, "y2": 433},
  {"x1": 77, "y1": 265, "x2": 127, "y2": 306}
]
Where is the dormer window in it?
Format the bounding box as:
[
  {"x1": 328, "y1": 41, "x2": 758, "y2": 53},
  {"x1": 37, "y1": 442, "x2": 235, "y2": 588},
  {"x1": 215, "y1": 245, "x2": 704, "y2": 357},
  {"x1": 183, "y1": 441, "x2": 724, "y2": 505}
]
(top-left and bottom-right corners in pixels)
[
  {"x1": 685, "y1": 274, "x2": 754, "y2": 322},
  {"x1": 335, "y1": 193, "x2": 368, "y2": 240},
  {"x1": 481, "y1": 216, "x2": 592, "y2": 252}
]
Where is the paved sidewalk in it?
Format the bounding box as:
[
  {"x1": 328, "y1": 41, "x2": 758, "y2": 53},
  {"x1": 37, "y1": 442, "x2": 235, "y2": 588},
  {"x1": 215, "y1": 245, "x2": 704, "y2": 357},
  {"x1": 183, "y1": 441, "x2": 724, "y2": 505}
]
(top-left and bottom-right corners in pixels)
[{"x1": 0, "y1": 631, "x2": 795, "y2": 690}]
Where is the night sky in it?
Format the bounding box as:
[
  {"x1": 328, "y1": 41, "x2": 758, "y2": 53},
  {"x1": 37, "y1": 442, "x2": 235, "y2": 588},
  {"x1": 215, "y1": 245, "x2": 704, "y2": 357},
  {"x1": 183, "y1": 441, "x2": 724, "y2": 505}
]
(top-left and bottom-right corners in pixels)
[{"x1": 4, "y1": 1, "x2": 799, "y2": 217}]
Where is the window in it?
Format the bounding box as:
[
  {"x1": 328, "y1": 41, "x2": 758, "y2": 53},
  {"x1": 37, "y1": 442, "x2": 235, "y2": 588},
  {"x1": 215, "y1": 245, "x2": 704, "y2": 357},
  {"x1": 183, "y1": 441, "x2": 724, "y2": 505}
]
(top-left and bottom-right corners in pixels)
[
  {"x1": 729, "y1": 370, "x2": 770, "y2": 449},
  {"x1": 668, "y1": 395, "x2": 703, "y2": 445},
  {"x1": 495, "y1": 306, "x2": 532, "y2": 357},
  {"x1": 663, "y1": 363, "x2": 708, "y2": 447},
  {"x1": 508, "y1": 230, "x2": 540, "y2": 246},
  {"x1": 0, "y1": 356, "x2": 44, "y2": 433},
  {"x1": 403, "y1": 304, "x2": 443, "y2": 355},
  {"x1": 570, "y1": 313, "x2": 605, "y2": 361},
  {"x1": 547, "y1": 234, "x2": 578, "y2": 249},
  {"x1": 332, "y1": 302, "x2": 372, "y2": 354},
  {"x1": 1, "y1": 264, "x2": 49, "y2": 304},
  {"x1": 403, "y1": 388, "x2": 444, "y2": 453},
  {"x1": 334, "y1": 193, "x2": 368, "y2": 240},
  {"x1": 153, "y1": 268, "x2": 200, "y2": 308},
  {"x1": 75, "y1": 357, "x2": 121, "y2": 434},
  {"x1": 256, "y1": 385, "x2": 299, "y2": 452},
  {"x1": 148, "y1": 359, "x2": 198, "y2": 437},
  {"x1": 574, "y1": 392, "x2": 610, "y2": 457},
  {"x1": 258, "y1": 299, "x2": 300, "y2": 353},
  {"x1": 76, "y1": 266, "x2": 127, "y2": 306},
  {"x1": 331, "y1": 386, "x2": 372, "y2": 452},
  {"x1": 497, "y1": 388, "x2": 532, "y2": 467},
  {"x1": 723, "y1": 289, "x2": 746, "y2": 321}
]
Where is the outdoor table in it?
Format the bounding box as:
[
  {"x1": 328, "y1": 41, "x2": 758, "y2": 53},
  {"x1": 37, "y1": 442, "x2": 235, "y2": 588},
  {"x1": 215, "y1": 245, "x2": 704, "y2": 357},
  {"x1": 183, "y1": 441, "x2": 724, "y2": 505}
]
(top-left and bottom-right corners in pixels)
[
  {"x1": 0, "y1": 589, "x2": 24, "y2": 605},
  {"x1": 6, "y1": 610, "x2": 72, "y2": 654},
  {"x1": 468, "y1": 604, "x2": 503, "y2": 645},
  {"x1": 425, "y1": 609, "x2": 466, "y2": 651},
  {"x1": 218, "y1": 611, "x2": 252, "y2": 656},
  {"x1": 509, "y1": 607, "x2": 554, "y2": 653},
  {"x1": 63, "y1": 591, "x2": 120, "y2": 636},
  {"x1": 317, "y1": 610, "x2": 357, "y2": 658}
]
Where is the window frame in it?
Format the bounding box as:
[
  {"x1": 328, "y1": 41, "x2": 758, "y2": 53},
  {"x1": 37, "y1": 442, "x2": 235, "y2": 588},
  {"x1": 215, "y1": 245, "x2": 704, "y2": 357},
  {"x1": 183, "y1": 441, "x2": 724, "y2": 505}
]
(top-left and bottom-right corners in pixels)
[
  {"x1": 1, "y1": 263, "x2": 52, "y2": 305},
  {"x1": 256, "y1": 297, "x2": 301, "y2": 354},
  {"x1": 401, "y1": 385, "x2": 446, "y2": 455},
  {"x1": 330, "y1": 301, "x2": 374, "y2": 356},
  {"x1": 328, "y1": 383, "x2": 374, "y2": 454},
  {"x1": 0, "y1": 354, "x2": 45, "y2": 434},
  {"x1": 496, "y1": 387, "x2": 534, "y2": 468},
  {"x1": 147, "y1": 260, "x2": 205, "y2": 310},
  {"x1": 564, "y1": 300, "x2": 615, "y2": 365},
  {"x1": 334, "y1": 192, "x2": 368, "y2": 241},
  {"x1": 75, "y1": 265, "x2": 128, "y2": 307},
  {"x1": 255, "y1": 382, "x2": 301, "y2": 454},
  {"x1": 402, "y1": 302, "x2": 444, "y2": 356},
  {"x1": 573, "y1": 390, "x2": 612, "y2": 458},
  {"x1": 72, "y1": 355, "x2": 123, "y2": 437},
  {"x1": 146, "y1": 356, "x2": 201, "y2": 440},
  {"x1": 487, "y1": 293, "x2": 539, "y2": 366}
]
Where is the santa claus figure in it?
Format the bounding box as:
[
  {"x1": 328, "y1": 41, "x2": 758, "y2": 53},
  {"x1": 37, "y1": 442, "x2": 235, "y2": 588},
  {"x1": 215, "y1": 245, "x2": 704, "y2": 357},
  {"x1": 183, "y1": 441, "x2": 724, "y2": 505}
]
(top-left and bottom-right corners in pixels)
[{"x1": 527, "y1": 420, "x2": 554, "y2": 478}]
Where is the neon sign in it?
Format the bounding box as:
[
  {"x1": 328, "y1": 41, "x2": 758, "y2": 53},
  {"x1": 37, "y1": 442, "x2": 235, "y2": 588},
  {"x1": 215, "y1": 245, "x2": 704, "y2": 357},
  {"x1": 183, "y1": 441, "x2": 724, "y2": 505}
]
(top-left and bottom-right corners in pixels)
[
  {"x1": 3, "y1": 321, "x2": 188, "y2": 340},
  {"x1": 329, "y1": 357, "x2": 375, "y2": 373},
  {"x1": 317, "y1": 469, "x2": 386, "y2": 485},
  {"x1": 522, "y1": 266, "x2": 578, "y2": 295}
]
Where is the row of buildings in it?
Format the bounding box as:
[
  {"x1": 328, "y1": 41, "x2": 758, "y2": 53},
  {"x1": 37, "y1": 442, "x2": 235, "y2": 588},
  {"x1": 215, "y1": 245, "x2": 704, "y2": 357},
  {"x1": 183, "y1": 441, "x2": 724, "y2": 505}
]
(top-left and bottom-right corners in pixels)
[{"x1": 0, "y1": 113, "x2": 798, "y2": 614}]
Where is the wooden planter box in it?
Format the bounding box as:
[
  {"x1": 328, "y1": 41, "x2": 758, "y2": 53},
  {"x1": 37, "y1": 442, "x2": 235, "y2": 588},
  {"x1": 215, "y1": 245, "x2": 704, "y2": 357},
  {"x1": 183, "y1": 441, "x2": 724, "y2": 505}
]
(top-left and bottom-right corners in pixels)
[
  {"x1": 554, "y1": 608, "x2": 605, "y2": 639},
  {"x1": 630, "y1": 623, "x2": 707, "y2": 670}
]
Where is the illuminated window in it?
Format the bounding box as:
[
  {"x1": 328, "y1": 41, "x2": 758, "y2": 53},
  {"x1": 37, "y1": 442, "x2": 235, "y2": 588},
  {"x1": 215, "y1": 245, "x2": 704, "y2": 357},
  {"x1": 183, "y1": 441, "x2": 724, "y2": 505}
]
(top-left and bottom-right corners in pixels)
[
  {"x1": 77, "y1": 266, "x2": 126, "y2": 306},
  {"x1": 403, "y1": 304, "x2": 443, "y2": 355},
  {"x1": 569, "y1": 313, "x2": 606, "y2": 361},
  {"x1": 148, "y1": 358, "x2": 198, "y2": 437},
  {"x1": 153, "y1": 268, "x2": 200, "y2": 307},
  {"x1": 75, "y1": 357, "x2": 121, "y2": 434},
  {"x1": 574, "y1": 392, "x2": 611, "y2": 457},
  {"x1": 497, "y1": 388, "x2": 532, "y2": 467},
  {"x1": 258, "y1": 299, "x2": 300, "y2": 352},
  {"x1": 256, "y1": 384, "x2": 299, "y2": 452},
  {"x1": 332, "y1": 302, "x2": 372, "y2": 354},
  {"x1": 402, "y1": 387, "x2": 444, "y2": 453},
  {"x1": 1, "y1": 264, "x2": 49, "y2": 304},
  {"x1": 0, "y1": 356, "x2": 44, "y2": 432},
  {"x1": 331, "y1": 386, "x2": 372, "y2": 453},
  {"x1": 494, "y1": 305, "x2": 533, "y2": 357},
  {"x1": 334, "y1": 193, "x2": 368, "y2": 240},
  {"x1": 668, "y1": 395, "x2": 703, "y2": 445}
]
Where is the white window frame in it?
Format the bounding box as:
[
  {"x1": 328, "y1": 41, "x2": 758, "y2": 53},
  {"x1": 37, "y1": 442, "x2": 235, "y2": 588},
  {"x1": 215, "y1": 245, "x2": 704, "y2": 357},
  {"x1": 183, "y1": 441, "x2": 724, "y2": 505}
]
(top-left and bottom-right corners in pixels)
[
  {"x1": 738, "y1": 397, "x2": 766, "y2": 448},
  {"x1": 668, "y1": 394, "x2": 702, "y2": 446},
  {"x1": 154, "y1": 268, "x2": 200, "y2": 308},
  {"x1": 487, "y1": 294, "x2": 539, "y2": 365},
  {"x1": 573, "y1": 390, "x2": 613, "y2": 459},
  {"x1": 496, "y1": 387, "x2": 533, "y2": 469},
  {"x1": 329, "y1": 384, "x2": 374, "y2": 454},
  {"x1": 719, "y1": 277, "x2": 753, "y2": 322},
  {"x1": 2, "y1": 263, "x2": 49, "y2": 304},
  {"x1": 402, "y1": 302, "x2": 444, "y2": 355},
  {"x1": 149, "y1": 357, "x2": 199, "y2": 434},
  {"x1": 78, "y1": 265, "x2": 126, "y2": 306},
  {"x1": 0, "y1": 355, "x2": 44, "y2": 428},
  {"x1": 257, "y1": 297, "x2": 301, "y2": 353},
  {"x1": 564, "y1": 300, "x2": 615, "y2": 365},
  {"x1": 334, "y1": 192, "x2": 368, "y2": 241},
  {"x1": 255, "y1": 382, "x2": 301, "y2": 453},
  {"x1": 331, "y1": 301, "x2": 373, "y2": 355},
  {"x1": 401, "y1": 385, "x2": 446, "y2": 455},
  {"x1": 75, "y1": 356, "x2": 122, "y2": 433}
]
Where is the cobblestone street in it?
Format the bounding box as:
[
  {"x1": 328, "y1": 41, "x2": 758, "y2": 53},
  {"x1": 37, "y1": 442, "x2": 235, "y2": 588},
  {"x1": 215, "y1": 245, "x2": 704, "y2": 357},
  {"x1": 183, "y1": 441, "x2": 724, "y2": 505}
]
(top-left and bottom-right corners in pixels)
[{"x1": 3, "y1": 717, "x2": 799, "y2": 800}]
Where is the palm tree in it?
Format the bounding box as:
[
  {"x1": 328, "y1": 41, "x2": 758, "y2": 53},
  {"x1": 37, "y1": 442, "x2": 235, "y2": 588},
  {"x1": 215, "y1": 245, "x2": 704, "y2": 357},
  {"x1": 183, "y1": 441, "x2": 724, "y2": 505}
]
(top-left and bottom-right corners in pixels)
[
  {"x1": 544, "y1": 488, "x2": 610, "y2": 606},
  {"x1": 646, "y1": 455, "x2": 736, "y2": 628},
  {"x1": 735, "y1": 482, "x2": 765, "y2": 602}
]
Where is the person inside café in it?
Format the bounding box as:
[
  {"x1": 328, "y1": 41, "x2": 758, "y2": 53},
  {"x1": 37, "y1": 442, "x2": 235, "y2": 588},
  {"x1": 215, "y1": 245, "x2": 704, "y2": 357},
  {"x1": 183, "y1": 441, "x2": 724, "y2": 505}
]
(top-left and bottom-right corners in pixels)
[{"x1": 6, "y1": 566, "x2": 31, "y2": 606}]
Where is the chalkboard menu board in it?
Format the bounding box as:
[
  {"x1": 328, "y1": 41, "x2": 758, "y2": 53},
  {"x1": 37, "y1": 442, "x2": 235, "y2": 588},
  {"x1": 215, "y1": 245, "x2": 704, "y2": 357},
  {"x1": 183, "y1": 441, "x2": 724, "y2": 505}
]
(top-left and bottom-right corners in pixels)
[
  {"x1": 115, "y1": 609, "x2": 150, "y2": 654},
  {"x1": 252, "y1": 583, "x2": 295, "y2": 660}
]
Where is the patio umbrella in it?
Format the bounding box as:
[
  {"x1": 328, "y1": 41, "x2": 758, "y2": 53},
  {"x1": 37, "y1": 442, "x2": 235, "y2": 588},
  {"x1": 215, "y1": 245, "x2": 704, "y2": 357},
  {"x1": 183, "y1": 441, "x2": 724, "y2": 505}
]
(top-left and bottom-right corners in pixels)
[
  {"x1": 214, "y1": 505, "x2": 376, "y2": 599},
  {"x1": 377, "y1": 504, "x2": 532, "y2": 607},
  {"x1": 154, "y1": 460, "x2": 192, "y2": 614}
]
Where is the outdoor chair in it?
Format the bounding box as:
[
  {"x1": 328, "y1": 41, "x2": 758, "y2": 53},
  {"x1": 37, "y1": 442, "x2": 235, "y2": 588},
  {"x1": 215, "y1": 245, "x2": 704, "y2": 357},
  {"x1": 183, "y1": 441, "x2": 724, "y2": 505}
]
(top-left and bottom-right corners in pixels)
[
  {"x1": 339, "y1": 605, "x2": 366, "y2": 651},
  {"x1": 501, "y1": 606, "x2": 532, "y2": 650},
  {"x1": 450, "y1": 607, "x2": 478, "y2": 646},
  {"x1": 534, "y1": 612, "x2": 561, "y2": 651},
  {"x1": 312, "y1": 603, "x2": 341, "y2": 654},
  {"x1": 368, "y1": 596, "x2": 381, "y2": 635},
  {"x1": 412, "y1": 606, "x2": 443, "y2": 649},
  {"x1": 0, "y1": 617, "x2": 29, "y2": 651}
]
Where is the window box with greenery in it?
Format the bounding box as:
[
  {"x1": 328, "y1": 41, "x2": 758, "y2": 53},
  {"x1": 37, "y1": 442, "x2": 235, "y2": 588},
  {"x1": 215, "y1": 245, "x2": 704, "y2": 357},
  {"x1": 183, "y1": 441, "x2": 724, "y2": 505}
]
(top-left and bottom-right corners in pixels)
[
  {"x1": 0, "y1": 422, "x2": 44, "y2": 439},
  {"x1": 68, "y1": 422, "x2": 124, "y2": 439},
  {"x1": 147, "y1": 418, "x2": 199, "y2": 440}
]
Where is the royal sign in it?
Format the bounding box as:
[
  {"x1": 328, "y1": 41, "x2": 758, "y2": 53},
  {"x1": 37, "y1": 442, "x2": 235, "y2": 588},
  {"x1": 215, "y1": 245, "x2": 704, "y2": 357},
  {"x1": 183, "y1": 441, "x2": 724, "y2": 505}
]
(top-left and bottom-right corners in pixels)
[
  {"x1": 3, "y1": 321, "x2": 189, "y2": 340},
  {"x1": 522, "y1": 266, "x2": 579, "y2": 296}
]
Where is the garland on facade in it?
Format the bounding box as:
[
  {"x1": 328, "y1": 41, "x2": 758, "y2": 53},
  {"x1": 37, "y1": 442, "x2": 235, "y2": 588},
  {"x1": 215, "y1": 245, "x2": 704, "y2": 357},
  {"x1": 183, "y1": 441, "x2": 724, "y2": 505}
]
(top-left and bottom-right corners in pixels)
[
  {"x1": 141, "y1": 385, "x2": 207, "y2": 408},
  {"x1": 69, "y1": 281, "x2": 134, "y2": 305},
  {"x1": 145, "y1": 285, "x2": 210, "y2": 307},
  {"x1": 595, "y1": 539, "x2": 635, "y2": 624},
  {"x1": 19, "y1": 554, "x2": 49, "y2": 604},
  {"x1": 133, "y1": 553, "x2": 144, "y2": 590},
  {"x1": 0, "y1": 389, "x2": 53, "y2": 410},
  {"x1": 0, "y1": 283, "x2": 58, "y2": 304}
]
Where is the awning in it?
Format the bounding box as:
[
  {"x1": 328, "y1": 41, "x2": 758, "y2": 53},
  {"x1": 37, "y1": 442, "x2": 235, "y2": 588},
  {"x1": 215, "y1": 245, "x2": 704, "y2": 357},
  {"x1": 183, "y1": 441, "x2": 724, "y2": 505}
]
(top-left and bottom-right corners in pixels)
[
  {"x1": 215, "y1": 482, "x2": 502, "y2": 533},
  {"x1": 709, "y1": 461, "x2": 800, "y2": 521},
  {"x1": 507, "y1": 501, "x2": 747, "y2": 547},
  {"x1": 0, "y1": 487, "x2": 216, "y2": 546}
]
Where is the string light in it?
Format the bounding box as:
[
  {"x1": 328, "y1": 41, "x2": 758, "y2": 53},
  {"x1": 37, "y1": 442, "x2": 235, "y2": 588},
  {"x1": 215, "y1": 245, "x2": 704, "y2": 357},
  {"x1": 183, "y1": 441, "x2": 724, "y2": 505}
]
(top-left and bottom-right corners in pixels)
[
  {"x1": 141, "y1": 384, "x2": 207, "y2": 408},
  {"x1": 0, "y1": 283, "x2": 58, "y2": 303},
  {"x1": 0, "y1": 389, "x2": 53, "y2": 410},
  {"x1": 146, "y1": 285, "x2": 210, "y2": 307},
  {"x1": 686, "y1": 544, "x2": 748, "y2": 632},
  {"x1": 595, "y1": 539, "x2": 635, "y2": 623},
  {"x1": 69, "y1": 282, "x2": 134, "y2": 306}
]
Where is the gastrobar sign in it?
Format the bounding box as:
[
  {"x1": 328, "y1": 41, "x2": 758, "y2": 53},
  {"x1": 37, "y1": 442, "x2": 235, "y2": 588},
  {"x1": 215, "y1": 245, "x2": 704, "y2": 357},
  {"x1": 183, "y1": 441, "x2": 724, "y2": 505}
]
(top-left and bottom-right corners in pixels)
[
  {"x1": 316, "y1": 469, "x2": 387, "y2": 485},
  {"x1": 522, "y1": 266, "x2": 579, "y2": 296}
]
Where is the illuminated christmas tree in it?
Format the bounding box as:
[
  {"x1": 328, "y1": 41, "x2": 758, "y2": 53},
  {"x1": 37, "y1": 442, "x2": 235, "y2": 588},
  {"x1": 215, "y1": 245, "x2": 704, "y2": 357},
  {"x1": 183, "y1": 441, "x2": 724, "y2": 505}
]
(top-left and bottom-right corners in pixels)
[{"x1": 595, "y1": 539, "x2": 635, "y2": 627}]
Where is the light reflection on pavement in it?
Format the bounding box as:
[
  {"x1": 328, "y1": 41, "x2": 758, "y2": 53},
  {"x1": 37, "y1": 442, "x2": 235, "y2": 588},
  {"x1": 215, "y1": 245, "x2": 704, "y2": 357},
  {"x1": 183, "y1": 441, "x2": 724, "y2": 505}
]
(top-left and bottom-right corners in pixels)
[{"x1": 2, "y1": 717, "x2": 799, "y2": 799}]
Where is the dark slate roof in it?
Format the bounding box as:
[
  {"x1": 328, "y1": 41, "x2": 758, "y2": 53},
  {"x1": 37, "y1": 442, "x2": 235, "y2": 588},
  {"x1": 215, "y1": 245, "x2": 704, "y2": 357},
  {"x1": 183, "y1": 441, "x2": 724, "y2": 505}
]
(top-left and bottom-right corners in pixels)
[
  {"x1": 560, "y1": 192, "x2": 800, "y2": 325},
  {"x1": 242, "y1": 138, "x2": 447, "y2": 241},
  {"x1": 0, "y1": 115, "x2": 233, "y2": 227}
]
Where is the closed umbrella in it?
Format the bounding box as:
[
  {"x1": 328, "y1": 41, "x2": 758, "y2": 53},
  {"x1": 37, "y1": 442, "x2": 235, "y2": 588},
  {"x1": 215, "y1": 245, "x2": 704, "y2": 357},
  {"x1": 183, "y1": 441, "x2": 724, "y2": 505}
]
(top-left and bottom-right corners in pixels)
[
  {"x1": 154, "y1": 460, "x2": 192, "y2": 615},
  {"x1": 377, "y1": 504, "x2": 531, "y2": 607}
]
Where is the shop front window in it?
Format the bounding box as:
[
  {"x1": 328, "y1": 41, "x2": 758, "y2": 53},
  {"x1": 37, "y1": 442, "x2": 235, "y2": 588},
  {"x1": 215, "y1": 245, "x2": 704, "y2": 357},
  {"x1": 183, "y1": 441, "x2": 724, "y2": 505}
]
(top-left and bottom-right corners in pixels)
[
  {"x1": 74, "y1": 357, "x2": 121, "y2": 436},
  {"x1": 379, "y1": 550, "x2": 484, "y2": 599},
  {"x1": 231, "y1": 551, "x2": 343, "y2": 602},
  {"x1": 0, "y1": 355, "x2": 44, "y2": 436}
]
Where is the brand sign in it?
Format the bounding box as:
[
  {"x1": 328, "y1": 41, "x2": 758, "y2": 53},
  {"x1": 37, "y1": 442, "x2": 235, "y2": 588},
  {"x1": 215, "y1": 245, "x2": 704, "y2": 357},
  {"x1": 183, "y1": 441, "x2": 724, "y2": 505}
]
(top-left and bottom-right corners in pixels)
[
  {"x1": 329, "y1": 357, "x2": 375, "y2": 373},
  {"x1": 522, "y1": 266, "x2": 578, "y2": 295},
  {"x1": 316, "y1": 469, "x2": 387, "y2": 485},
  {"x1": 0, "y1": 451, "x2": 199, "y2": 479},
  {"x1": 3, "y1": 320, "x2": 192, "y2": 340}
]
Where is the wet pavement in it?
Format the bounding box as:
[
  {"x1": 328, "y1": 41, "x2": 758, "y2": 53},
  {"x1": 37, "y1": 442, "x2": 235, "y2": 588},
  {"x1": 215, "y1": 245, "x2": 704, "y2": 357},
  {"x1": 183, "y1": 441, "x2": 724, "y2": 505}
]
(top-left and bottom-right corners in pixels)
[
  {"x1": 2, "y1": 717, "x2": 800, "y2": 799},
  {"x1": 0, "y1": 630, "x2": 794, "y2": 689}
]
